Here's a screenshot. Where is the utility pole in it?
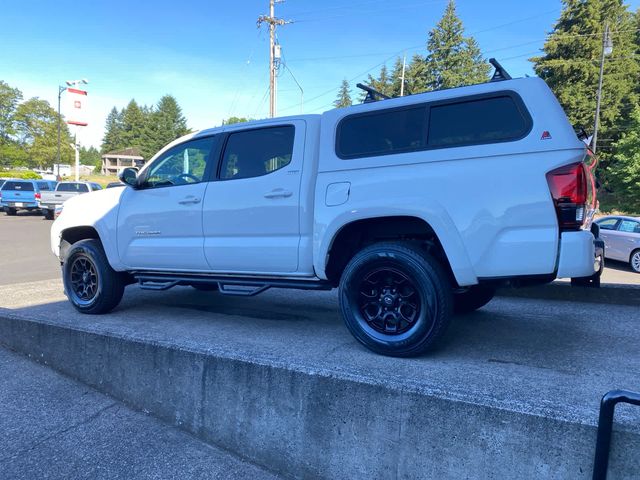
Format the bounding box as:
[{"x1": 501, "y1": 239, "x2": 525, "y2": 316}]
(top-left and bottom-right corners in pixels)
[
  {"x1": 258, "y1": 0, "x2": 290, "y2": 118},
  {"x1": 400, "y1": 54, "x2": 407, "y2": 97},
  {"x1": 592, "y1": 22, "x2": 613, "y2": 154}
]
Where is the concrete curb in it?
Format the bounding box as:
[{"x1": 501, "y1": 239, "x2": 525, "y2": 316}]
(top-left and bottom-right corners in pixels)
[
  {"x1": 0, "y1": 313, "x2": 639, "y2": 479},
  {"x1": 497, "y1": 282, "x2": 640, "y2": 306}
]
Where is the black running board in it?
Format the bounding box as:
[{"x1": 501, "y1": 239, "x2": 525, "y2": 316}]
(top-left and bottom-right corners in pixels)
[{"x1": 134, "y1": 271, "x2": 331, "y2": 296}]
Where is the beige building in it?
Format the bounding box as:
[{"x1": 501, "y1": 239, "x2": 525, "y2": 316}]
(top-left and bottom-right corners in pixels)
[{"x1": 102, "y1": 148, "x2": 144, "y2": 176}]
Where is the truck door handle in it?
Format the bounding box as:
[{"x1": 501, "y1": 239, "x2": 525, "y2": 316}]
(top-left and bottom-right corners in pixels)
[
  {"x1": 178, "y1": 196, "x2": 201, "y2": 205},
  {"x1": 264, "y1": 189, "x2": 292, "y2": 199}
]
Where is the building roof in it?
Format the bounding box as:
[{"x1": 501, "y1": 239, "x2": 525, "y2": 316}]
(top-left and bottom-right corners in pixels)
[{"x1": 102, "y1": 147, "x2": 143, "y2": 159}]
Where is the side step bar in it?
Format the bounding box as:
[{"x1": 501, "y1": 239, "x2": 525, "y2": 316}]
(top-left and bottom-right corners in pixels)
[{"x1": 135, "y1": 272, "x2": 332, "y2": 296}]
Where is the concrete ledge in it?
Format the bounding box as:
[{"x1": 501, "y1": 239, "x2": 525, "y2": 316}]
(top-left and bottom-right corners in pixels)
[
  {"x1": 498, "y1": 282, "x2": 640, "y2": 307},
  {"x1": 1, "y1": 309, "x2": 639, "y2": 479}
]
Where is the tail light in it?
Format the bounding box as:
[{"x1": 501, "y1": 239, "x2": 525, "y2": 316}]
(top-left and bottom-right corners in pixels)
[
  {"x1": 546, "y1": 162, "x2": 587, "y2": 231},
  {"x1": 35, "y1": 192, "x2": 41, "y2": 200}
]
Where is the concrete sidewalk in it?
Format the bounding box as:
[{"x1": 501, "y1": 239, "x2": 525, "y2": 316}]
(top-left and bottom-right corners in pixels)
[{"x1": 0, "y1": 346, "x2": 280, "y2": 480}]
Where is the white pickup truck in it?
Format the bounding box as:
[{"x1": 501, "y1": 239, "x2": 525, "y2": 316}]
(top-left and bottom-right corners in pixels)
[{"x1": 51, "y1": 73, "x2": 603, "y2": 356}]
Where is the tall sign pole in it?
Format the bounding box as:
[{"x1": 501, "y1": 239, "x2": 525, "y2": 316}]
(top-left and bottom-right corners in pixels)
[
  {"x1": 258, "y1": 0, "x2": 290, "y2": 118},
  {"x1": 593, "y1": 22, "x2": 612, "y2": 154}
]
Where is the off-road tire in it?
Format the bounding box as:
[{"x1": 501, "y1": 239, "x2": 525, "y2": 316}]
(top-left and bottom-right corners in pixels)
[
  {"x1": 63, "y1": 239, "x2": 125, "y2": 314},
  {"x1": 339, "y1": 242, "x2": 453, "y2": 357}
]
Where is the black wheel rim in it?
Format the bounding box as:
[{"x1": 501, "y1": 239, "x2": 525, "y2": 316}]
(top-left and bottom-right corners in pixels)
[
  {"x1": 69, "y1": 255, "x2": 99, "y2": 303},
  {"x1": 357, "y1": 267, "x2": 422, "y2": 335}
]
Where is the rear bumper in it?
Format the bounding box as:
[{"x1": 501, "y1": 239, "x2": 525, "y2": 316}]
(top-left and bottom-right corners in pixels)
[
  {"x1": 2, "y1": 202, "x2": 39, "y2": 209},
  {"x1": 556, "y1": 230, "x2": 599, "y2": 278}
]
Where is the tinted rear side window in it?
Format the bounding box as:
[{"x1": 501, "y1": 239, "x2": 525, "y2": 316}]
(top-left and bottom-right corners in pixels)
[
  {"x1": 37, "y1": 182, "x2": 52, "y2": 191},
  {"x1": 337, "y1": 107, "x2": 426, "y2": 159},
  {"x1": 57, "y1": 183, "x2": 89, "y2": 192},
  {"x1": 428, "y1": 96, "x2": 529, "y2": 147},
  {"x1": 3, "y1": 181, "x2": 34, "y2": 191}
]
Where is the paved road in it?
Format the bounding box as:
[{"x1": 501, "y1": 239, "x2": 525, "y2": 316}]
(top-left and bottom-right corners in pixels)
[
  {"x1": 1, "y1": 209, "x2": 638, "y2": 286},
  {"x1": 0, "y1": 346, "x2": 280, "y2": 480}
]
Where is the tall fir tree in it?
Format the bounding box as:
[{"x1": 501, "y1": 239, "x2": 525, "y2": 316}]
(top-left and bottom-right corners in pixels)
[
  {"x1": 532, "y1": 0, "x2": 639, "y2": 169},
  {"x1": 147, "y1": 95, "x2": 189, "y2": 157},
  {"x1": 333, "y1": 79, "x2": 353, "y2": 108},
  {"x1": 101, "y1": 107, "x2": 124, "y2": 154},
  {"x1": 424, "y1": 0, "x2": 490, "y2": 90},
  {"x1": 608, "y1": 107, "x2": 640, "y2": 212},
  {"x1": 120, "y1": 100, "x2": 147, "y2": 152}
]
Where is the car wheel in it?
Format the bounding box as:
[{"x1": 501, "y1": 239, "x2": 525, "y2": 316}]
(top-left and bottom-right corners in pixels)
[
  {"x1": 453, "y1": 285, "x2": 496, "y2": 314},
  {"x1": 571, "y1": 252, "x2": 604, "y2": 287},
  {"x1": 631, "y1": 250, "x2": 640, "y2": 274},
  {"x1": 5, "y1": 208, "x2": 16, "y2": 216},
  {"x1": 44, "y1": 210, "x2": 54, "y2": 220},
  {"x1": 339, "y1": 242, "x2": 453, "y2": 357},
  {"x1": 63, "y1": 239, "x2": 125, "y2": 314}
]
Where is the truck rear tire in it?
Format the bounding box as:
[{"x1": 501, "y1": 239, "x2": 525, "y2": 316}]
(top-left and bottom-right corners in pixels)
[
  {"x1": 63, "y1": 239, "x2": 125, "y2": 314},
  {"x1": 339, "y1": 242, "x2": 453, "y2": 357},
  {"x1": 453, "y1": 285, "x2": 496, "y2": 314},
  {"x1": 44, "y1": 210, "x2": 54, "y2": 220},
  {"x1": 5, "y1": 208, "x2": 16, "y2": 216}
]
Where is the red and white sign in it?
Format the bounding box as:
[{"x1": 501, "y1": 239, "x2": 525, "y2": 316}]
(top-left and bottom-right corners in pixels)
[{"x1": 64, "y1": 88, "x2": 89, "y2": 127}]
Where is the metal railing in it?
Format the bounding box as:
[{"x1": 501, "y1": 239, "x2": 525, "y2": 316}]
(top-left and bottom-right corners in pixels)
[{"x1": 592, "y1": 389, "x2": 640, "y2": 480}]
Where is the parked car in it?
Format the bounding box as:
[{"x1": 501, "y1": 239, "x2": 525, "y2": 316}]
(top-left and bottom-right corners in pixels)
[
  {"x1": 595, "y1": 216, "x2": 640, "y2": 273},
  {"x1": 51, "y1": 73, "x2": 602, "y2": 356},
  {"x1": 0, "y1": 179, "x2": 56, "y2": 215},
  {"x1": 39, "y1": 181, "x2": 102, "y2": 220},
  {"x1": 106, "y1": 181, "x2": 125, "y2": 188}
]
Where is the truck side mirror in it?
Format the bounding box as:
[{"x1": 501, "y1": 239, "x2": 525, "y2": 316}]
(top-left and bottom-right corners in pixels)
[{"x1": 119, "y1": 168, "x2": 139, "y2": 189}]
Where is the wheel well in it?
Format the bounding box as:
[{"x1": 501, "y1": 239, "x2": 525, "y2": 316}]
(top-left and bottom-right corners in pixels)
[
  {"x1": 325, "y1": 216, "x2": 455, "y2": 286},
  {"x1": 61, "y1": 226, "x2": 100, "y2": 246}
]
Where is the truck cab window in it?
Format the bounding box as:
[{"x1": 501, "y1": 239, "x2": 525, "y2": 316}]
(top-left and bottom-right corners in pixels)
[
  {"x1": 220, "y1": 126, "x2": 295, "y2": 180},
  {"x1": 144, "y1": 137, "x2": 215, "y2": 188}
]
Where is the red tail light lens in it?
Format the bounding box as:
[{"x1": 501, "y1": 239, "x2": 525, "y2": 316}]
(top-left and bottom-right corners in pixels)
[
  {"x1": 546, "y1": 162, "x2": 587, "y2": 230},
  {"x1": 35, "y1": 192, "x2": 41, "y2": 200}
]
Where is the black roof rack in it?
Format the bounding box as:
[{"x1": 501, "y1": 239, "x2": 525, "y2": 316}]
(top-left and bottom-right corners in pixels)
[
  {"x1": 356, "y1": 83, "x2": 390, "y2": 103},
  {"x1": 489, "y1": 58, "x2": 512, "y2": 82}
]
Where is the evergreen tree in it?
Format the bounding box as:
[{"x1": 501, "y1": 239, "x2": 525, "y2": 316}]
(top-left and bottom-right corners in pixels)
[
  {"x1": 333, "y1": 79, "x2": 353, "y2": 108},
  {"x1": 120, "y1": 100, "x2": 146, "y2": 152},
  {"x1": 101, "y1": 107, "x2": 124, "y2": 153},
  {"x1": 404, "y1": 54, "x2": 430, "y2": 94},
  {"x1": 80, "y1": 145, "x2": 102, "y2": 169},
  {"x1": 532, "y1": 0, "x2": 639, "y2": 165},
  {"x1": 608, "y1": 107, "x2": 640, "y2": 212},
  {"x1": 147, "y1": 95, "x2": 189, "y2": 157},
  {"x1": 424, "y1": 0, "x2": 490, "y2": 90},
  {"x1": 361, "y1": 65, "x2": 394, "y2": 101}
]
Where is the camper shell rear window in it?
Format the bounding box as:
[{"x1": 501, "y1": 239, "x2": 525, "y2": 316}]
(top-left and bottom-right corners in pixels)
[{"x1": 336, "y1": 91, "x2": 532, "y2": 159}]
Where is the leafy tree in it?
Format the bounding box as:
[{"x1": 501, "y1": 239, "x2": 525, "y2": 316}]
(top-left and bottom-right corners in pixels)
[
  {"x1": 333, "y1": 79, "x2": 353, "y2": 108},
  {"x1": 424, "y1": 0, "x2": 490, "y2": 90},
  {"x1": 532, "y1": 0, "x2": 639, "y2": 168},
  {"x1": 0, "y1": 81, "x2": 22, "y2": 143},
  {"x1": 101, "y1": 107, "x2": 124, "y2": 154},
  {"x1": 80, "y1": 145, "x2": 102, "y2": 169},
  {"x1": 607, "y1": 107, "x2": 640, "y2": 211},
  {"x1": 222, "y1": 116, "x2": 251, "y2": 125},
  {"x1": 13, "y1": 97, "x2": 73, "y2": 169}
]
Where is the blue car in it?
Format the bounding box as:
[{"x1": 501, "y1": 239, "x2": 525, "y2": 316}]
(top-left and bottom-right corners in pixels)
[{"x1": 0, "y1": 179, "x2": 57, "y2": 215}]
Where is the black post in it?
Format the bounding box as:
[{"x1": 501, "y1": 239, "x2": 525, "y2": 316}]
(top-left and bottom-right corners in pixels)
[{"x1": 592, "y1": 389, "x2": 640, "y2": 480}]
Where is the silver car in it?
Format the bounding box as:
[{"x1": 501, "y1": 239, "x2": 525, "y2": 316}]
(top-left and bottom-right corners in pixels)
[{"x1": 595, "y1": 216, "x2": 640, "y2": 273}]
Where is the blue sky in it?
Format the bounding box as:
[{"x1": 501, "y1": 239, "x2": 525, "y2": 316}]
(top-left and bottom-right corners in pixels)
[{"x1": 2, "y1": 0, "x2": 639, "y2": 148}]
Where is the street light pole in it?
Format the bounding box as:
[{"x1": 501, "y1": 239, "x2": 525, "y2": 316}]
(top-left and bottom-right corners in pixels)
[
  {"x1": 592, "y1": 22, "x2": 612, "y2": 154},
  {"x1": 56, "y1": 85, "x2": 66, "y2": 180}
]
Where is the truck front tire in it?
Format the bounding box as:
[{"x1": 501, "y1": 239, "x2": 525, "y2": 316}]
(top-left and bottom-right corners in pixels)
[
  {"x1": 63, "y1": 239, "x2": 125, "y2": 314},
  {"x1": 339, "y1": 242, "x2": 453, "y2": 357}
]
